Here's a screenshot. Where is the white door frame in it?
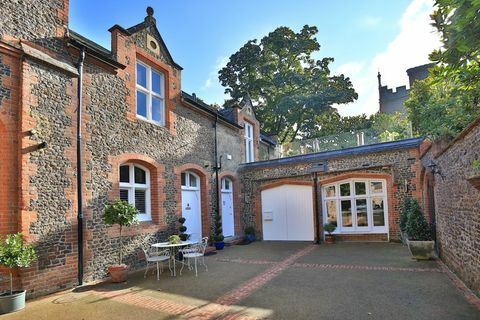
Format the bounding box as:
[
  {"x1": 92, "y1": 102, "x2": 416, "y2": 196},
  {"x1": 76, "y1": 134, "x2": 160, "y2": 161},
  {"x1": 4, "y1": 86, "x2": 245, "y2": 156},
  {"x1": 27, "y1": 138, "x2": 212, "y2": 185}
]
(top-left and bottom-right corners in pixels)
[{"x1": 181, "y1": 171, "x2": 202, "y2": 241}]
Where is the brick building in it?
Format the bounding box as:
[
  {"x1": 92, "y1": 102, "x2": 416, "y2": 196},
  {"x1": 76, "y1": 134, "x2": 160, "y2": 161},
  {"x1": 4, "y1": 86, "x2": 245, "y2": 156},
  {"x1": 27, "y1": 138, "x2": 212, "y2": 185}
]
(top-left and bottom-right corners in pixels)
[{"x1": 1, "y1": 0, "x2": 477, "y2": 298}]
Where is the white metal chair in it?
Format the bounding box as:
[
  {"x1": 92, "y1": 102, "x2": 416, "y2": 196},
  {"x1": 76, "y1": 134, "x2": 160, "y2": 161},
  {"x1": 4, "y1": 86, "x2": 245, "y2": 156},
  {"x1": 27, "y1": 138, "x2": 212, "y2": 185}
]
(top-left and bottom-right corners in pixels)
[
  {"x1": 143, "y1": 248, "x2": 171, "y2": 280},
  {"x1": 180, "y1": 237, "x2": 208, "y2": 277}
]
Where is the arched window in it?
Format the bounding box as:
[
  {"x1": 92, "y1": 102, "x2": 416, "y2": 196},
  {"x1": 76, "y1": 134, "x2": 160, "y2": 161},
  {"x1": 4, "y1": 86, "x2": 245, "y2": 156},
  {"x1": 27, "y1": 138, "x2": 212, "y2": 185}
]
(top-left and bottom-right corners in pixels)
[
  {"x1": 181, "y1": 171, "x2": 199, "y2": 190},
  {"x1": 119, "y1": 163, "x2": 151, "y2": 221},
  {"x1": 221, "y1": 177, "x2": 232, "y2": 192}
]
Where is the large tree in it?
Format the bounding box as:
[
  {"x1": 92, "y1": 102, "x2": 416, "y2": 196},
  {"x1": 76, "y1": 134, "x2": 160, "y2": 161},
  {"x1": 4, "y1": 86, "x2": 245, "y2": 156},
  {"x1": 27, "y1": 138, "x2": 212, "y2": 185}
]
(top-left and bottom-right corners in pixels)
[
  {"x1": 218, "y1": 25, "x2": 358, "y2": 143},
  {"x1": 406, "y1": 0, "x2": 480, "y2": 138}
]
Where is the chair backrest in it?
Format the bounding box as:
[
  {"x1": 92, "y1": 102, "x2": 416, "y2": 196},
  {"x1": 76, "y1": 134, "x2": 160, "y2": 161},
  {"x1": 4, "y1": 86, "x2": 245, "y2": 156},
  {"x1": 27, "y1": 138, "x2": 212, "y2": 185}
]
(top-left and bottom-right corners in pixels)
[
  {"x1": 199, "y1": 237, "x2": 208, "y2": 254},
  {"x1": 143, "y1": 248, "x2": 150, "y2": 260}
]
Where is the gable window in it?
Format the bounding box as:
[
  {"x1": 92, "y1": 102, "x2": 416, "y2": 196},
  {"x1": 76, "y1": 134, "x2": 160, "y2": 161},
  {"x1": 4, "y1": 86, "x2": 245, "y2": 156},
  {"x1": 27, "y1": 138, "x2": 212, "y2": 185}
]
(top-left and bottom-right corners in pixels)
[
  {"x1": 322, "y1": 179, "x2": 388, "y2": 234},
  {"x1": 136, "y1": 61, "x2": 165, "y2": 125},
  {"x1": 244, "y1": 122, "x2": 254, "y2": 163},
  {"x1": 119, "y1": 164, "x2": 151, "y2": 221}
]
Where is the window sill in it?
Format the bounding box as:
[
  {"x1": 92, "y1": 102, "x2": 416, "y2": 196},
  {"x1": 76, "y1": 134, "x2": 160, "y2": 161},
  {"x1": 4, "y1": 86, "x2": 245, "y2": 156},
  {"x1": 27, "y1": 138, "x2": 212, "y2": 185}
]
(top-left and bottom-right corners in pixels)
[{"x1": 136, "y1": 115, "x2": 165, "y2": 127}]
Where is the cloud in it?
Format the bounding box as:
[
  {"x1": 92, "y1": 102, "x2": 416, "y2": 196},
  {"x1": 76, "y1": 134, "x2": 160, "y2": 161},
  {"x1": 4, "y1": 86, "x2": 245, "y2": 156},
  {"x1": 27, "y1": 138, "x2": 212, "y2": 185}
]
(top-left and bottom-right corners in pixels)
[
  {"x1": 336, "y1": 62, "x2": 365, "y2": 77},
  {"x1": 201, "y1": 56, "x2": 229, "y2": 91},
  {"x1": 337, "y1": 0, "x2": 441, "y2": 116}
]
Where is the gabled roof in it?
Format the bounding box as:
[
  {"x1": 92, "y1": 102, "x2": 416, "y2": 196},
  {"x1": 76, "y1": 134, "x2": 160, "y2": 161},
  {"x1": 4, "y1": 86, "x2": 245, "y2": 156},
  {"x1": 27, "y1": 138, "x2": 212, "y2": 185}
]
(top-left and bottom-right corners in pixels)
[{"x1": 112, "y1": 7, "x2": 182, "y2": 70}]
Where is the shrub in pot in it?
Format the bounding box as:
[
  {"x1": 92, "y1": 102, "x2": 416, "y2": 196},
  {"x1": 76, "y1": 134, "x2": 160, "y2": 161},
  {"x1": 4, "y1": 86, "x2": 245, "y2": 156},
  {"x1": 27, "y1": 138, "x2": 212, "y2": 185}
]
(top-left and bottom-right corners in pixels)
[
  {"x1": 213, "y1": 210, "x2": 225, "y2": 250},
  {"x1": 244, "y1": 226, "x2": 256, "y2": 243},
  {"x1": 399, "y1": 198, "x2": 413, "y2": 244},
  {"x1": 405, "y1": 199, "x2": 434, "y2": 260},
  {"x1": 178, "y1": 217, "x2": 189, "y2": 241},
  {"x1": 103, "y1": 200, "x2": 139, "y2": 282},
  {"x1": 324, "y1": 223, "x2": 336, "y2": 244},
  {"x1": 0, "y1": 233, "x2": 37, "y2": 314}
]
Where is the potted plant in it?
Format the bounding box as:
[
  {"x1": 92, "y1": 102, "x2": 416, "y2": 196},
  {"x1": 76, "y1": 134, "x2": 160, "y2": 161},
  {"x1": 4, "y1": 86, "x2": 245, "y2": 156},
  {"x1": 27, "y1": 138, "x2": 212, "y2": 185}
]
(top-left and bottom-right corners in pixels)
[
  {"x1": 213, "y1": 211, "x2": 225, "y2": 250},
  {"x1": 324, "y1": 223, "x2": 336, "y2": 244},
  {"x1": 405, "y1": 199, "x2": 434, "y2": 260},
  {"x1": 178, "y1": 217, "x2": 189, "y2": 241},
  {"x1": 400, "y1": 198, "x2": 413, "y2": 245},
  {"x1": 0, "y1": 233, "x2": 37, "y2": 314},
  {"x1": 103, "y1": 200, "x2": 139, "y2": 282},
  {"x1": 244, "y1": 226, "x2": 256, "y2": 243}
]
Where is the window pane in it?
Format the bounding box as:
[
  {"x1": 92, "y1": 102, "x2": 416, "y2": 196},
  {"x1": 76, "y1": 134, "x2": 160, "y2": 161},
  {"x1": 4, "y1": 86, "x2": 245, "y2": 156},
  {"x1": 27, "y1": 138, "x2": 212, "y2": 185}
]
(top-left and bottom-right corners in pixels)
[
  {"x1": 181, "y1": 172, "x2": 186, "y2": 186},
  {"x1": 151, "y1": 71, "x2": 162, "y2": 95},
  {"x1": 152, "y1": 96, "x2": 163, "y2": 123},
  {"x1": 355, "y1": 182, "x2": 366, "y2": 195},
  {"x1": 120, "y1": 189, "x2": 129, "y2": 202},
  {"x1": 326, "y1": 200, "x2": 337, "y2": 226},
  {"x1": 136, "y1": 91, "x2": 147, "y2": 117},
  {"x1": 224, "y1": 179, "x2": 230, "y2": 190},
  {"x1": 120, "y1": 165, "x2": 130, "y2": 183},
  {"x1": 134, "y1": 166, "x2": 146, "y2": 184},
  {"x1": 325, "y1": 186, "x2": 335, "y2": 197},
  {"x1": 371, "y1": 181, "x2": 383, "y2": 194},
  {"x1": 341, "y1": 200, "x2": 352, "y2": 227},
  {"x1": 372, "y1": 197, "x2": 385, "y2": 226},
  {"x1": 189, "y1": 174, "x2": 197, "y2": 188},
  {"x1": 136, "y1": 63, "x2": 147, "y2": 87},
  {"x1": 134, "y1": 189, "x2": 146, "y2": 214},
  {"x1": 340, "y1": 183, "x2": 350, "y2": 197},
  {"x1": 356, "y1": 199, "x2": 368, "y2": 227}
]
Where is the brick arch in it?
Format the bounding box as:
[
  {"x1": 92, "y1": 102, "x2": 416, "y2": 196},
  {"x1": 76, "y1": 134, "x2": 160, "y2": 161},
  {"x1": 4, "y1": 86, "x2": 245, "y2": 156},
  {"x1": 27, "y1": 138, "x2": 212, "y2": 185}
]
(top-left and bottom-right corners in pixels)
[
  {"x1": 218, "y1": 171, "x2": 241, "y2": 236},
  {"x1": 421, "y1": 167, "x2": 436, "y2": 227},
  {"x1": 108, "y1": 153, "x2": 165, "y2": 225},
  {"x1": 174, "y1": 163, "x2": 211, "y2": 238}
]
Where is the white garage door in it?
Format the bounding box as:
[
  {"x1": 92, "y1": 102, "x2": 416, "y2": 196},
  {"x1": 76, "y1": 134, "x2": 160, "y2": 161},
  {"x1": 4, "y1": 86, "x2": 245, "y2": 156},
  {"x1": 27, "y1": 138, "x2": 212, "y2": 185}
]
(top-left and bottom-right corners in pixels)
[{"x1": 261, "y1": 184, "x2": 314, "y2": 241}]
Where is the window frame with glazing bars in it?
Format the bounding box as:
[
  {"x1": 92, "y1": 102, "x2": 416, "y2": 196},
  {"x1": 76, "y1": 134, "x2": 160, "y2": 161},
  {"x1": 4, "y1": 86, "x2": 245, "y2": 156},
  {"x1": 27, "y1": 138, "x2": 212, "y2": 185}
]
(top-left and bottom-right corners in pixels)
[{"x1": 119, "y1": 163, "x2": 151, "y2": 221}]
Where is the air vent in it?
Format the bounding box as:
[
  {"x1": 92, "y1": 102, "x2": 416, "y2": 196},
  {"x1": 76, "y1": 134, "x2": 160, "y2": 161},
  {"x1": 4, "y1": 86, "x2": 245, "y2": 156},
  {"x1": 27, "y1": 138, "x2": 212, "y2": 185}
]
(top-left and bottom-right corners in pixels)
[{"x1": 147, "y1": 34, "x2": 160, "y2": 55}]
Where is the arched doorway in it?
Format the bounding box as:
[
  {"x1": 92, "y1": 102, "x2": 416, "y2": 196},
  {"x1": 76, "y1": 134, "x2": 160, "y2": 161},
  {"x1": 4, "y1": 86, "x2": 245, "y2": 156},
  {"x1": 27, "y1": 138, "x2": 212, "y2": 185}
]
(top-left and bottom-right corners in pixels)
[
  {"x1": 181, "y1": 171, "x2": 202, "y2": 242},
  {"x1": 221, "y1": 177, "x2": 235, "y2": 237}
]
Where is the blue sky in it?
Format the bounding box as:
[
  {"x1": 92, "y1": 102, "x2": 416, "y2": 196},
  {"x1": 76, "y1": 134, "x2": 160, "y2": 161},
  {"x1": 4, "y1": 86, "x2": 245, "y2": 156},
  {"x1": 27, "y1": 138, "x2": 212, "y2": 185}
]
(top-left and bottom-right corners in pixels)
[{"x1": 70, "y1": 0, "x2": 439, "y2": 116}]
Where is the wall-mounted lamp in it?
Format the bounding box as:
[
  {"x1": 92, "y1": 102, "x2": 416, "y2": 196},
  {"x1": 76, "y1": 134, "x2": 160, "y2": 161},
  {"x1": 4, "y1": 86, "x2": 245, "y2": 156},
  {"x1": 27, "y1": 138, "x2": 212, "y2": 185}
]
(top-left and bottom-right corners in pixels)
[{"x1": 427, "y1": 160, "x2": 445, "y2": 179}]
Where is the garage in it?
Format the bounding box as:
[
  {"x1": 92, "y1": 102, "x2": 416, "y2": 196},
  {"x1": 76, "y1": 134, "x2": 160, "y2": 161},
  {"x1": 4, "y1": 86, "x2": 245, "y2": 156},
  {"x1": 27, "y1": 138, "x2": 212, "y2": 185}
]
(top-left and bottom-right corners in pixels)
[{"x1": 261, "y1": 184, "x2": 315, "y2": 241}]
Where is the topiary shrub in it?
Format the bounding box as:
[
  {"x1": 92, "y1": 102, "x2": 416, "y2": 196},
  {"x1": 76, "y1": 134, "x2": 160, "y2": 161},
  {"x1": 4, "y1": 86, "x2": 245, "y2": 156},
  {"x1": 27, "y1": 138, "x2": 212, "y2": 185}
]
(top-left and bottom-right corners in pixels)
[
  {"x1": 178, "y1": 217, "x2": 189, "y2": 241},
  {"x1": 324, "y1": 223, "x2": 336, "y2": 235},
  {"x1": 405, "y1": 199, "x2": 432, "y2": 241},
  {"x1": 400, "y1": 198, "x2": 414, "y2": 232}
]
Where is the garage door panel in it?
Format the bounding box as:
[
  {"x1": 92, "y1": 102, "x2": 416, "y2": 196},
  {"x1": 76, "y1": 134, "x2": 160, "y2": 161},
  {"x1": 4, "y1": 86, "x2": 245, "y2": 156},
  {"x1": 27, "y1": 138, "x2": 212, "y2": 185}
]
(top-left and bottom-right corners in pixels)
[{"x1": 261, "y1": 184, "x2": 314, "y2": 241}]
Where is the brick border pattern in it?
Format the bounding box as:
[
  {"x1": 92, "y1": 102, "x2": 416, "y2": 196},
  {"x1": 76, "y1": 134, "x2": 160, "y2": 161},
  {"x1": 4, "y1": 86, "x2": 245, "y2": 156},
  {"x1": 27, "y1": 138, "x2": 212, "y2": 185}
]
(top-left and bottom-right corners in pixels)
[{"x1": 215, "y1": 245, "x2": 316, "y2": 306}]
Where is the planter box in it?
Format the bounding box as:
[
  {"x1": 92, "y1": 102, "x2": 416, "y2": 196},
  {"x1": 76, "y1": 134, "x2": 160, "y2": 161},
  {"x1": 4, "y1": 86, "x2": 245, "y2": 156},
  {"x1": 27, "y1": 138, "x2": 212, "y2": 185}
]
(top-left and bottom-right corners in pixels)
[
  {"x1": 108, "y1": 265, "x2": 129, "y2": 283},
  {"x1": 407, "y1": 240, "x2": 435, "y2": 260},
  {"x1": 0, "y1": 290, "x2": 26, "y2": 314},
  {"x1": 467, "y1": 174, "x2": 480, "y2": 190}
]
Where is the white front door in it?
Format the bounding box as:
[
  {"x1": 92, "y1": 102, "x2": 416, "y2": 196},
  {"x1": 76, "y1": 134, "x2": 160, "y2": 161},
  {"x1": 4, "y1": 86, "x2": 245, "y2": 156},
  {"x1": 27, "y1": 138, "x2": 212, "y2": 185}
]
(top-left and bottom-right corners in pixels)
[
  {"x1": 221, "y1": 178, "x2": 234, "y2": 237},
  {"x1": 261, "y1": 184, "x2": 314, "y2": 241},
  {"x1": 181, "y1": 171, "x2": 202, "y2": 242}
]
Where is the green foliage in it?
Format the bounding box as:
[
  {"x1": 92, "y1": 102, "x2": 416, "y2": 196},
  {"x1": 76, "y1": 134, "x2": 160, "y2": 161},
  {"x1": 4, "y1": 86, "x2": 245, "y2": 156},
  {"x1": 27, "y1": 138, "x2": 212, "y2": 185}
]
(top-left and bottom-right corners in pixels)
[
  {"x1": 404, "y1": 199, "x2": 433, "y2": 241},
  {"x1": 473, "y1": 160, "x2": 480, "y2": 172},
  {"x1": 213, "y1": 210, "x2": 224, "y2": 242},
  {"x1": 103, "y1": 200, "x2": 139, "y2": 228},
  {"x1": 244, "y1": 226, "x2": 256, "y2": 235},
  {"x1": 406, "y1": 0, "x2": 480, "y2": 139},
  {"x1": 219, "y1": 25, "x2": 357, "y2": 143},
  {"x1": 103, "y1": 200, "x2": 139, "y2": 265},
  {"x1": 400, "y1": 198, "x2": 414, "y2": 232},
  {"x1": 323, "y1": 223, "x2": 336, "y2": 235},
  {"x1": 0, "y1": 233, "x2": 37, "y2": 294},
  {"x1": 168, "y1": 235, "x2": 181, "y2": 244},
  {"x1": 0, "y1": 233, "x2": 37, "y2": 269},
  {"x1": 178, "y1": 217, "x2": 189, "y2": 241}
]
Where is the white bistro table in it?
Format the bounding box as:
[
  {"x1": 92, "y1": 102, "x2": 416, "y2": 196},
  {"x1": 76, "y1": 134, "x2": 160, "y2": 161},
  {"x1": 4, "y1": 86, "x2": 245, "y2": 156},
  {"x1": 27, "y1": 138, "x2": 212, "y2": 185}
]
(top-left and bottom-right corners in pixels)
[{"x1": 151, "y1": 241, "x2": 195, "y2": 276}]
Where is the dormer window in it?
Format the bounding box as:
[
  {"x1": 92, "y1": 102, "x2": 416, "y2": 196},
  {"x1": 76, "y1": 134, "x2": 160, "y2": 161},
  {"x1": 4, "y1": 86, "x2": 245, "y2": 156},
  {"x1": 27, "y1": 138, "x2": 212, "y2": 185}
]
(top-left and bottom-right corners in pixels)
[
  {"x1": 136, "y1": 61, "x2": 165, "y2": 125},
  {"x1": 245, "y1": 121, "x2": 254, "y2": 163}
]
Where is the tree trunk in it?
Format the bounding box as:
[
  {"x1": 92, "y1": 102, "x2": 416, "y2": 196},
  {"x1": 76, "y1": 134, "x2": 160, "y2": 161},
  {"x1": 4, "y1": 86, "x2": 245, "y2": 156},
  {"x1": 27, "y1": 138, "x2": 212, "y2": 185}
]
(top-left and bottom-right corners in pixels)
[
  {"x1": 119, "y1": 225, "x2": 123, "y2": 265},
  {"x1": 9, "y1": 272, "x2": 12, "y2": 295}
]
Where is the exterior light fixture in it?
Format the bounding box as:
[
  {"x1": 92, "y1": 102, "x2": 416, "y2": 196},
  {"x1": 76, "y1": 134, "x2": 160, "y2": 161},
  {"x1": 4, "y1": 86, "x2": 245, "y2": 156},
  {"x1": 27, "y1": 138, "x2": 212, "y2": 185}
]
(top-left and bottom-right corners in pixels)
[{"x1": 427, "y1": 160, "x2": 445, "y2": 179}]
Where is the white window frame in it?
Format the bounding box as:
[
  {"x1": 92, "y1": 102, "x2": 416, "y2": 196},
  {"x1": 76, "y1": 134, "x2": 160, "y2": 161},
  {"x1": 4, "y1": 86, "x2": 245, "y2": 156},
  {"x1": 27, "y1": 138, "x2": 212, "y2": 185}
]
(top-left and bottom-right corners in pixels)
[
  {"x1": 244, "y1": 122, "x2": 254, "y2": 163},
  {"x1": 119, "y1": 163, "x2": 151, "y2": 221},
  {"x1": 181, "y1": 171, "x2": 200, "y2": 191},
  {"x1": 322, "y1": 178, "x2": 388, "y2": 235},
  {"x1": 221, "y1": 177, "x2": 233, "y2": 193},
  {"x1": 136, "y1": 61, "x2": 165, "y2": 126}
]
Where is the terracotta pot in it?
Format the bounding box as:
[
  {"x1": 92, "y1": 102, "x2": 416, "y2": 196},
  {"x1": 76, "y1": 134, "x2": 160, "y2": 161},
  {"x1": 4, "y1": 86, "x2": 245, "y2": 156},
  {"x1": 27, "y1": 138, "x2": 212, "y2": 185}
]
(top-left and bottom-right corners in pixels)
[
  {"x1": 108, "y1": 265, "x2": 129, "y2": 283},
  {"x1": 325, "y1": 234, "x2": 336, "y2": 244}
]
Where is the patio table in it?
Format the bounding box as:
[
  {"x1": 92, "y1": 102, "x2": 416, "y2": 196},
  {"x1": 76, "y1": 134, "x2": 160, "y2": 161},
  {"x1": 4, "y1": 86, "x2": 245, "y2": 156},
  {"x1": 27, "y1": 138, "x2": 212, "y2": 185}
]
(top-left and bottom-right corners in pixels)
[{"x1": 151, "y1": 241, "x2": 196, "y2": 276}]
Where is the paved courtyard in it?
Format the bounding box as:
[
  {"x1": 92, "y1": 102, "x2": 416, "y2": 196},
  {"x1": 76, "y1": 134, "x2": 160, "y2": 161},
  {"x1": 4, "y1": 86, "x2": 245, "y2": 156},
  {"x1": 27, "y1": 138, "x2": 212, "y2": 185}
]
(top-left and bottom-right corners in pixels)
[{"x1": 4, "y1": 242, "x2": 479, "y2": 320}]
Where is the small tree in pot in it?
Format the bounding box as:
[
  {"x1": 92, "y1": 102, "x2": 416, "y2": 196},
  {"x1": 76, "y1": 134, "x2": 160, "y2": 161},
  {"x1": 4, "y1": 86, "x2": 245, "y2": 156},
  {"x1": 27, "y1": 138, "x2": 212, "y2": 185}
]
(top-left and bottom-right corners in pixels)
[
  {"x1": 103, "y1": 200, "x2": 138, "y2": 282},
  {"x1": 405, "y1": 199, "x2": 434, "y2": 260},
  {"x1": 324, "y1": 223, "x2": 337, "y2": 244},
  {"x1": 0, "y1": 233, "x2": 37, "y2": 314},
  {"x1": 244, "y1": 226, "x2": 256, "y2": 243},
  {"x1": 213, "y1": 211, "x2": 225, "y2": 250},
  {"x1": 178, "y1": 217, "x2": 189, "y2": 241}
]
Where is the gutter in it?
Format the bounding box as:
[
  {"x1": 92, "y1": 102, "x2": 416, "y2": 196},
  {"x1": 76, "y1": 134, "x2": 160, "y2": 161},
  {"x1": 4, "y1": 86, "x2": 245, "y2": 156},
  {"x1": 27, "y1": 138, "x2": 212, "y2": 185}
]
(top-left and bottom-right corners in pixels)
[{"x1": 75, "y1": 47, "x2": 85, "y2": 286}]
